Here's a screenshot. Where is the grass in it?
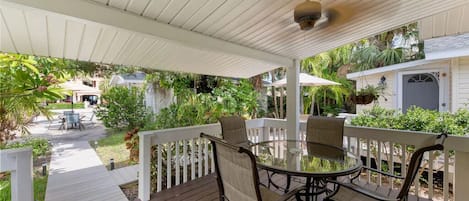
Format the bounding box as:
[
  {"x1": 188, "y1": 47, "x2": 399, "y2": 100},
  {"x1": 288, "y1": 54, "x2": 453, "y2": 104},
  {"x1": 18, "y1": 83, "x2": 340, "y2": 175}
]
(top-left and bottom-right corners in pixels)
[
  {"x1": 46, "y1": 103, "x2": 84, "y2": 109},
  {"x1": 92, "y1": 130, "x2": 134, "y2": 170},
  {"x1": 0, "y1": 170, "x2": 48, "y2": 201}
]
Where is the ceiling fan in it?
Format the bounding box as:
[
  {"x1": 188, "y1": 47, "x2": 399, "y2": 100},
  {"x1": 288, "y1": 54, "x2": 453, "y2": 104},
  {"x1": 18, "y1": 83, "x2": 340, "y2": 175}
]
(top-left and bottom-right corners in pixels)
[{"x1": 293, "y1": 0, "x2": 353, "y2": 31}]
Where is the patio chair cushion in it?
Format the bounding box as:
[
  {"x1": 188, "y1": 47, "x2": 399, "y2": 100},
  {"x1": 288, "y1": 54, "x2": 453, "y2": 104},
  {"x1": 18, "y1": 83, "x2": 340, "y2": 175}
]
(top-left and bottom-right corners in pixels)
[
  {"x1": 219, "y1": 116, "x2": 251, "y2": 146},
  {"x1": 306, "y1": 116, "x2": 345, "y2": 148},
  {"x1": 215, "y1": 136, "x2": 259, "y2": 201}
]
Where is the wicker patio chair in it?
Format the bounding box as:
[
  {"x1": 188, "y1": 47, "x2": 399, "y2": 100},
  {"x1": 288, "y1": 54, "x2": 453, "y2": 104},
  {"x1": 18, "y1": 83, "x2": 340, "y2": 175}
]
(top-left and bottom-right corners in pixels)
[
  {"x1": 219, "y1": 116, "x2": 252, "y2": 147},
  {"x1": 324, "y1": 133, "x2": 448, "y2": 201},
  {"x1": 200, "y1": 133, "x2": 306, "y2": 201}
]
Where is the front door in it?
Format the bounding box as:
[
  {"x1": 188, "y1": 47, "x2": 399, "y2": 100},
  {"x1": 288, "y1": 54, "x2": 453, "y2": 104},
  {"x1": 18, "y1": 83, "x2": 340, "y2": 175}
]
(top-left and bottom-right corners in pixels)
[{"x1": 402, "y1": 73, "x2": 439, "y2": 112}]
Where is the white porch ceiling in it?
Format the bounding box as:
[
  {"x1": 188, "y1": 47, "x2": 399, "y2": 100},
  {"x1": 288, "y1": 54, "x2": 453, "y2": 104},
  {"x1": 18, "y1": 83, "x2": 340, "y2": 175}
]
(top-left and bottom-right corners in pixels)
[
  {"x1": 1, "y1": 0, "x2": 469, "y2": 78},
  {"x1": 420, "y1": 4, "x2": 469, "y2": 40}
]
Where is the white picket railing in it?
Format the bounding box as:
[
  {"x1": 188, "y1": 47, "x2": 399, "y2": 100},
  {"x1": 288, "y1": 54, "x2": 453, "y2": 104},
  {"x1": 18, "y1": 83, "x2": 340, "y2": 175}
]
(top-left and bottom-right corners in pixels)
[
  {"x1": 138, "y1": 118, "x2": 469, "y2": 201},
  {"x1": 0, "y1": 147, "x2": 33, "y2": 201}
]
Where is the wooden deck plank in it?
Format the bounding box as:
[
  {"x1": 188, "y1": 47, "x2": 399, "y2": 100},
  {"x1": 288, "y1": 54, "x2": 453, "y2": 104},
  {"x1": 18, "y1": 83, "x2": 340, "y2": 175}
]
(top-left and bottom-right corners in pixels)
[
  {"x1": 110, "y1": 164, "x2": 139, "y2": 185},
  {"x1": 150, "y1": 173, "x2": 433, "y2": 201},
  {"x1": 45, "y1": 141, "x2": 127, "y2": 201}
]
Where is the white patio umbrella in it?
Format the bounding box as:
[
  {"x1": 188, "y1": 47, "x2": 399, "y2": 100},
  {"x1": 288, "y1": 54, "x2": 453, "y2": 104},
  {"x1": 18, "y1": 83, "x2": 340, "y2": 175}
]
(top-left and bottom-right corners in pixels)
[
  {"x1": 271, "y1": 73, "x2": 340, "y2": 115},
  {"x1": 271, "y1": 73, "x2": 341, "y2": 87},
  {"x1": 59, "y1": 81, "x2": 100, "y2": 112}
]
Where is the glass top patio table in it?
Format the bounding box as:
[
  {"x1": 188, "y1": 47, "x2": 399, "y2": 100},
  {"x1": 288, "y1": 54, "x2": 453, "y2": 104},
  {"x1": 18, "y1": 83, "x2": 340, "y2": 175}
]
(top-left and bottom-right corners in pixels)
[{"x1": 250, "y1": 140, "x2": 362, "y2": 177}]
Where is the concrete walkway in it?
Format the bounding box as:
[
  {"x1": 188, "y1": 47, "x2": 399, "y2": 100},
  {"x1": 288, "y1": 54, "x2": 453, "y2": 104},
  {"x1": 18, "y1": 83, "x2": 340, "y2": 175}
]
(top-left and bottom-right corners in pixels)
[
  {"x1": 110, "y1": 165, "x2": 139, "y2": 186},
  {"x1": 45, "y1": 141, "x2": 128, "y2": 201}
]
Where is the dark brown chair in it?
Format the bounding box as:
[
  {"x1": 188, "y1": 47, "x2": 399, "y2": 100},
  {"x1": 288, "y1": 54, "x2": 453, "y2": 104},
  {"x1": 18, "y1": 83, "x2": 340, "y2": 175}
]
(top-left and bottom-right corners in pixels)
[
  {"x1": 200, "y1": 133, "x2": 306, "y2": 201},
  {"x1": 219, "y1": 116, "x2": 252, "y2": 147},
  {"x1": 306, "y1": 116, "x2": 345, "y2": 148},
  {"x1": 324, "y1": 133, "x2": 448, "y2": 201}
]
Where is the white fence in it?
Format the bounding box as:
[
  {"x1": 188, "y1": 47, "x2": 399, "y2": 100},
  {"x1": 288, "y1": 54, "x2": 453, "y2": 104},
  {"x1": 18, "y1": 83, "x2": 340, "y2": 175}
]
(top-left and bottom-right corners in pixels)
[
  {"x1": 0, "y1": 147, "x2": 33, "y2": 201},
  {"x1": 138, "y1": 118, "x2": 469, "y2": 201}
]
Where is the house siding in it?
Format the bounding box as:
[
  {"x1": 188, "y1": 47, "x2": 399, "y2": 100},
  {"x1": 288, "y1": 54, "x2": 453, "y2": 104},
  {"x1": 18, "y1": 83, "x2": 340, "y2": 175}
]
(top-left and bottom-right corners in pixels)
[
  {"x1": 457, "y1": 57, "x2": 469, "y2": 109},
  {"x1": 355, "y1": 72, "x2": 396, "y2": 114}
]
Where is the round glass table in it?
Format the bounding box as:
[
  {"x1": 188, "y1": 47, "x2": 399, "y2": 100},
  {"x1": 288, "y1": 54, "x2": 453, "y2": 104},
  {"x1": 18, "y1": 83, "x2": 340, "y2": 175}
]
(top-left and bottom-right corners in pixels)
[{"x1": 250, "y1": 140, "x2": 362, "y2": 198}]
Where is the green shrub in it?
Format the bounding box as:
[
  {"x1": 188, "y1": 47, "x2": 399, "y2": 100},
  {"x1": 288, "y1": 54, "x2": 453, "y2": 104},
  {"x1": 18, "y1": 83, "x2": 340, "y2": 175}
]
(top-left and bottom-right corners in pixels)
[
  {"x1": 351, "y1": 106, "x2": 469, "y2": 136},
  {"x1": 0, "y1": 138, "x2": 50, "y2": 158},
  {"x1": 96, "y1": 86, "x2": 153, "y2": 130}
]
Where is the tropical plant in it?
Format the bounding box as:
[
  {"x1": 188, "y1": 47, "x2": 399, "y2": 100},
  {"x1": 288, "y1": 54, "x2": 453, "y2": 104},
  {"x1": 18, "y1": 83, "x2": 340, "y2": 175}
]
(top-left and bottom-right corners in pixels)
[
  {"x1": 301, "y1": 48, "x2": 354, "y2": 115},
  {"x1": 0, "y1": 53, "x2": 70, "y2": 144}
]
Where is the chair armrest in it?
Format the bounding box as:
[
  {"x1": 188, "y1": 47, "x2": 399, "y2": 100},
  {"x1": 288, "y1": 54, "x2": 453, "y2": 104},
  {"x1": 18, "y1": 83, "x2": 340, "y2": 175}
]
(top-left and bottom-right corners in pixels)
[
  {"x1": 276, "y1": 186, "x2": 307, "y2": 201},
  {"x1": 362, "y1": 166, "x2": 404, "y2": 180},
  {"x1": 325, "y1": 180, "x2": 399, "y2": 201}
]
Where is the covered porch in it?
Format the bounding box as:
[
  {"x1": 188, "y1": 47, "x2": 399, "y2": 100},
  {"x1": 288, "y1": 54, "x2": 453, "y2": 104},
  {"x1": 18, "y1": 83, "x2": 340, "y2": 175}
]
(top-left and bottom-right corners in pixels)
[
  {"x1": 1, "y1": 0, "x2": 469, "y2": 201},
  {"x1": 138, "y1": 118, "x2": 469, "y2": 201}
]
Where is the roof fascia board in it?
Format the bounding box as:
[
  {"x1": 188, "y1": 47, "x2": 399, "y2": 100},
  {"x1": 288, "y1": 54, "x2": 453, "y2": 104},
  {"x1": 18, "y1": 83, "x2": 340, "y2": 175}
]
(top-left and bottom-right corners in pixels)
[
  {"x1": 346, "y1": 59, "x2": 448, "y2": 79},
  {"x1": 2, "y1": 0, "x2": 293, "y2": 67},
  {"x1": 425, "y1": 47, "x2": 469, "y2": 60}
]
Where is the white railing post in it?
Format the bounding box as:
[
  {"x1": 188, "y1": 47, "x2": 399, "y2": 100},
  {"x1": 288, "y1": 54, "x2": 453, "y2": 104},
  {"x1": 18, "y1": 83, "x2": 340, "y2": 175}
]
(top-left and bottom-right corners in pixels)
[
  {"x1": 0, "y1": 147, "x2": 33, "y2": 201},
  {"x1": 138, "y1": 133, "x2": 152, "y2": 201},
  {"x1": 454, "y1": 151, "x2": 469, "y2": 201}
]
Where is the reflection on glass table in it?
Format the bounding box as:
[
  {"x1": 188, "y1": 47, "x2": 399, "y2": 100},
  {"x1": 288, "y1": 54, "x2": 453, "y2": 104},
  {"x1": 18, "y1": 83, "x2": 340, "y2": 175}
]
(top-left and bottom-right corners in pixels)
[{"x1": 251, "y1": 140, "x2": 362, "y2": 199}]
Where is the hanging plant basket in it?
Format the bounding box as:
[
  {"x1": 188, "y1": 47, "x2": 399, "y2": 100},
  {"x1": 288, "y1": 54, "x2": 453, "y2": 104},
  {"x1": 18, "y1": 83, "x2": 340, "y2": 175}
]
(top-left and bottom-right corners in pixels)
[{"x1": 351, "y1": 94, "x2": 378, "y2": 105}]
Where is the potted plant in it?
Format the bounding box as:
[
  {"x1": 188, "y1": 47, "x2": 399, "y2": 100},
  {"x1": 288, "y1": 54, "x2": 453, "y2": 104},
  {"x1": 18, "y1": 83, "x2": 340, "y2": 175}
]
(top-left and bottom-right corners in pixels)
[{"x1": 351, "y1": 85, "x2": 380, "y2": 104}]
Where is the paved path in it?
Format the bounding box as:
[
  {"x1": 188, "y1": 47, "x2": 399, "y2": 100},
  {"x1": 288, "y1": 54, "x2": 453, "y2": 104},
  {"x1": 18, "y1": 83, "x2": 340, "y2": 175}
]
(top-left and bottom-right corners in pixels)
[
  {"x1": 45, "y1": 141, "x2": 128, "y2": 201},
  {"x1": 110, "y1": 165, "x2": 139, "y2": 186}
]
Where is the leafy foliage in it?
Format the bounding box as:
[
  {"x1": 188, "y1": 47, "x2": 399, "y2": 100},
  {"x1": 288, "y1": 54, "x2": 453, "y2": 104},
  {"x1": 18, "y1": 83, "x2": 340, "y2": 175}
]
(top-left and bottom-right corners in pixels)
[
  {"x1": 0, "y1": 53, "x2": 71, "y2": 144},
  {"x1": 351, "y1": 106, "x2": 469, "y2": 136},
  {"x1": 96, "y1": 86, "x2": 153, "y2": 130},
  {"x1": 154, "y1": 79, "x2": 259, "y2": 129},
  {"x1": 0, "y1": 138, "x2": 50, "y2": 158}
]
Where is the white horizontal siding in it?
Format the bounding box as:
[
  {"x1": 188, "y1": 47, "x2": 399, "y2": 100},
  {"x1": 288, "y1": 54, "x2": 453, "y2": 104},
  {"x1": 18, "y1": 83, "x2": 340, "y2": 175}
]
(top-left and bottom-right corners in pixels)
[
  {"x1": 457, "y1": 57, "x2": 469, "y2": 109},
  {"x1": 355, "y1": 72, "x2": 396, "y2": 114}
]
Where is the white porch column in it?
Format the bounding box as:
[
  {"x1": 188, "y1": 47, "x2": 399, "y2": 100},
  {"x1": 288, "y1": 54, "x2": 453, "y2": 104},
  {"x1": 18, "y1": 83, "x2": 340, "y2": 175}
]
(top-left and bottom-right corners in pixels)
[
  {"x1": 138, "y1": 133, "x2": 152, "y2": 201},
  {"x1": 0, "y1": 148, "x2": 33, "y2": 201},
  {"x1": 286, "y1": 59, "x2": 300, "y2": 140},
  {"x1": 454, "y1": 151, "x2": 469, "y2": 201}
]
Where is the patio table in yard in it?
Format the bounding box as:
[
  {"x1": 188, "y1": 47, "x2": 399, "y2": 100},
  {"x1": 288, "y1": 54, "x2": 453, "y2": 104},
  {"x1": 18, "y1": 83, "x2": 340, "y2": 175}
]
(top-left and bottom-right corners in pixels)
[
  {"x1": 251, "y1": 140, "x2": 362, "y2": 200},
  {"x1": 63, "y1": 112, "x2": 85, "y2": 130}
]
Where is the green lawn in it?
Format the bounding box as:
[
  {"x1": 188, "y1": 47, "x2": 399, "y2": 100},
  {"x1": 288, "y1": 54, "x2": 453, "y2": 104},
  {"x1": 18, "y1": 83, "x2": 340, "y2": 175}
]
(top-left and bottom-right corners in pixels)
[
  {"x1": 0, "y1": 170, "x2": 48, "y2": 201},
  {"x1": 46, "y1": 103, "x2": 84, "y2": 110},
  {"x1": 92, "y1": 131, "x2": 134, "y2": 170}
]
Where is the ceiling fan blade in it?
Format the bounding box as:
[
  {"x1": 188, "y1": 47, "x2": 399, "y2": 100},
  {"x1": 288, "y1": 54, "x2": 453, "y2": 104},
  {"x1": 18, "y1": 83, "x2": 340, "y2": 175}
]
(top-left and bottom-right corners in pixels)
[{"x1": 316, "y1": 2, "x2": 358, "y2": 30}]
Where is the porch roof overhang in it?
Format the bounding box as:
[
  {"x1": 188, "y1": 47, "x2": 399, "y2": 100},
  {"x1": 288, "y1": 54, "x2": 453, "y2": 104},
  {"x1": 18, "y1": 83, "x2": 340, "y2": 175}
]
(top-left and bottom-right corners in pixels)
[{"x1": 2, "y1": 0, "x2": 469, "y2": 79}]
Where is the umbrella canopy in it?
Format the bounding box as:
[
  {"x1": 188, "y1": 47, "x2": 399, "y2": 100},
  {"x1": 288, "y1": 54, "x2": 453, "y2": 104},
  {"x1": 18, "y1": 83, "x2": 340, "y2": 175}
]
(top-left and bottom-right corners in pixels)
[
  {"x1": 59, "y1": 81, "x2": 100, "y2": 93},
  {"x1": 59, "y1": 81, "x2": 100, "y2": 112},
  {"x1": 271, "y1": 73, "x2": 340, "y2": 87}
]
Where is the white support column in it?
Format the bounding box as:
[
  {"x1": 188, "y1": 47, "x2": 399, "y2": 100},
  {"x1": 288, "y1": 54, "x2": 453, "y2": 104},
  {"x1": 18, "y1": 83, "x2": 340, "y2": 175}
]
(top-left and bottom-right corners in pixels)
[
  {"x1": 0, "y1": 148, "x2": 33, "y2": 201},
  {"x1": 138, "y1": 133, "x2": 152, "y2": 201},
  {"x1": 286, "y1": 59, "x2": 300, "y2": 140},
  {"x1": 454, "y1": 151, "x2": 469, "y2": 201}
]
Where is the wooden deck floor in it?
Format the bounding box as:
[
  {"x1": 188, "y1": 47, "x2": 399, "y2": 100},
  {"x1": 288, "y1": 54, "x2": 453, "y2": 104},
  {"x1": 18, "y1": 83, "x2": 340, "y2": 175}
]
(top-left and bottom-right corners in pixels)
[{"x1": 150, "y1": 171, "x2": 433, "y2": 201}]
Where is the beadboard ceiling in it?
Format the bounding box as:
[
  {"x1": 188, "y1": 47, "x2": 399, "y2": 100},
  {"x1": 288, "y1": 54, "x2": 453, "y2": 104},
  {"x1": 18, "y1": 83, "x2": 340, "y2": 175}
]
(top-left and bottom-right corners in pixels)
[{"x1": 1, "y1": 0, "x2": 469, "y2": 78}]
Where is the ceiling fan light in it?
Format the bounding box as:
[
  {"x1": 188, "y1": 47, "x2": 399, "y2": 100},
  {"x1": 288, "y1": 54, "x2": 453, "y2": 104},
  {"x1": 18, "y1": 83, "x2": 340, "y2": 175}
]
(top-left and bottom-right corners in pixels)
[{"x1": 294, "y1": 1, "x2": 322, "y2": 30}]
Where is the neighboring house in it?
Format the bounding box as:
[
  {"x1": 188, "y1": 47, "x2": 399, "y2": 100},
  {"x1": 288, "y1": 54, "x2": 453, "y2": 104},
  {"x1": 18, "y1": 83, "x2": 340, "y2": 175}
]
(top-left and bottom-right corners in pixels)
[
  {"x1": 60, "y1": 79, "x2": 101, "y2": 105},
  {"x1": 348, "y1": 34, "x2": 469, "y2": 113},
  {"x1": 109, "y1": 72, "x2": 174, "y2": 114},
  {"x1": 348, "y1": 10, "x2": 469, "y2": 114}
]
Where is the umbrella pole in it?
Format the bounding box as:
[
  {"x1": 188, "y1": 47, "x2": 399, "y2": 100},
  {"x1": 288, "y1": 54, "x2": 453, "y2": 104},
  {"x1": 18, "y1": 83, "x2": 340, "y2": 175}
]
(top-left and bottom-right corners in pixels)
[{"x1": 71, "y1": 92, "x2": 74, "y2": 113}]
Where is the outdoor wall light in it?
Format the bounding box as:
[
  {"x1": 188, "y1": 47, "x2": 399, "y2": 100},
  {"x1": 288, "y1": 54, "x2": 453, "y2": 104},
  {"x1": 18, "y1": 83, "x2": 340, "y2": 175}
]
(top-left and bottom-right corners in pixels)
[{"x1": 379, "y1": 76, "x2": 386, "y2": 87}]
